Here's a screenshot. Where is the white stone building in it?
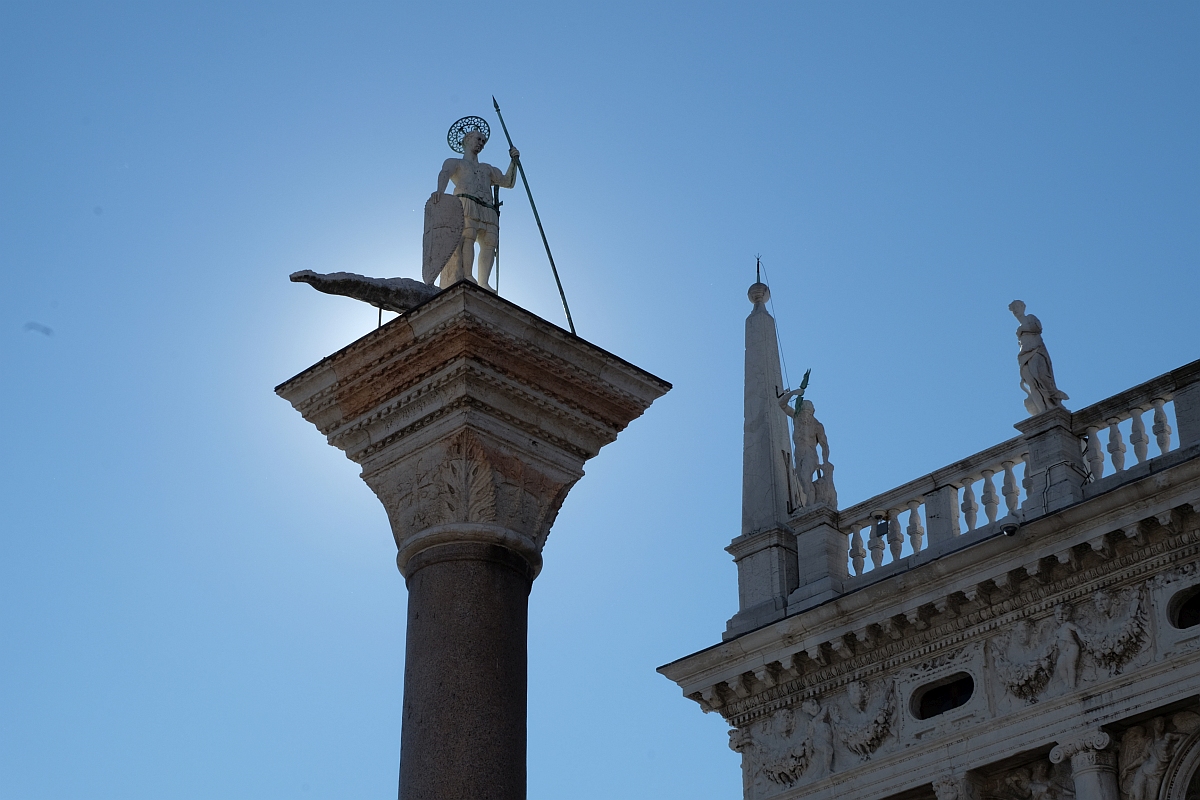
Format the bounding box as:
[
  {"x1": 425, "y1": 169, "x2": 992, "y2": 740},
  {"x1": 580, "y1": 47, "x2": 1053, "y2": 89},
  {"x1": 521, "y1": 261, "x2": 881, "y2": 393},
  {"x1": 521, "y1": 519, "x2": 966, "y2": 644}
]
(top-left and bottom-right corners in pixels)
[{"x1": 660, "y1": 283, "x2": 1200, "y2": 800}]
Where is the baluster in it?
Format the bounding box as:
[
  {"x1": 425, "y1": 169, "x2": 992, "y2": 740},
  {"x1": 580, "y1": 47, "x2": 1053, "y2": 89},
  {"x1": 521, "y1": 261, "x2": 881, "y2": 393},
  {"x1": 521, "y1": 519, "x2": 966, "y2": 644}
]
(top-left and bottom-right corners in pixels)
[
  {"x1": 1130, "y1": 408, "x2": 1149, "y2": 464},
  {"x1": 1085, "y1": 426, "x2": 1106, "y2": 480},
  {"x1": 1002, "y1": 460, "x2": 1020, "y2": 515},
  {"x1": 868, "y1": 519, "x2": 886, "y2": 570},
  {"x1": 1107, "y1": 419, "x2": 1127, "y2": 472},
  {"x1": 1152, "y1": 398, "x2": 1173, "y2": 455},
  {"x1": 906, "y1": 500, "x2": 925, "y2": 553},
  {"x1": 849, "y1": 524, "x2": 866, "y2": 577},
  {"x1": 1020, "y1": 452, "x2": 1032, "y2": 497},
  {"x1": 981, "y1": 470, "x2": 999, "y2": 524},
  {"x1": 960, "y1": 480, "x2": 979, "y2": 531},
  {"x1": 887, "y1": 514, "x2": 904, "y2": 562}
]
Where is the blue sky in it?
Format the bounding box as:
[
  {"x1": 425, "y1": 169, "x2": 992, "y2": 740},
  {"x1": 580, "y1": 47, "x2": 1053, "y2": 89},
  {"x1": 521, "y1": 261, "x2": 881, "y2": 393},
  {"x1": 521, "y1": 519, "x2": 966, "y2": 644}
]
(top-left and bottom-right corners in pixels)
[{"x1": 3, "y1": 3, "x2": 1198, "y2": 798}]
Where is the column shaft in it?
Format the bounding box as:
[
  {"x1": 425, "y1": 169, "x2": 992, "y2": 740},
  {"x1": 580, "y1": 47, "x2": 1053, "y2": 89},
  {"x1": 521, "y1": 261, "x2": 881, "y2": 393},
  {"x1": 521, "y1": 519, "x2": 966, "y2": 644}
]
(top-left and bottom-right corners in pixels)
[
  {"x1": 399, "y1": 542, "x2": 535, "y2": 800},
  {"x1": 1068, "y1": 749, "x2": 1120, "y2": 800}
]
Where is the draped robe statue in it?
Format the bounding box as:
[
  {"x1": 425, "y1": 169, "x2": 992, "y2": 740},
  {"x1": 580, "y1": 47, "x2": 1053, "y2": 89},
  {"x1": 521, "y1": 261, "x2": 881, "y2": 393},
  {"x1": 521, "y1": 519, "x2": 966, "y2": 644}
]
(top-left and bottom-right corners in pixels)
[{"x1": 1010, "y1": 300, "x2": 1069, "y2": 415}]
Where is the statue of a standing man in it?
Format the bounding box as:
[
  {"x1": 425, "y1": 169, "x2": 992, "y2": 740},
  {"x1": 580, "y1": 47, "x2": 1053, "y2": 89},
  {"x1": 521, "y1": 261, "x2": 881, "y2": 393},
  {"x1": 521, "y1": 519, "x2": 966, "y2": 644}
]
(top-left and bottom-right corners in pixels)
[
  {"x1": 430, "y1": 123, "x2": 519, "y2": 291},
  {"x1": 778, "y1": 391, "x2": 833, "y2": 508}
]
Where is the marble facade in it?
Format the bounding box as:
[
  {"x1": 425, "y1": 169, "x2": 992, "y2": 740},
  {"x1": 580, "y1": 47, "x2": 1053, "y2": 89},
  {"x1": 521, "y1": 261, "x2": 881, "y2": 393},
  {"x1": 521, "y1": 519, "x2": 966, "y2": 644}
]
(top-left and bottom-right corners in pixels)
[{"x1": 661, "y1": 286, "x2": 1200, "y2": 800}]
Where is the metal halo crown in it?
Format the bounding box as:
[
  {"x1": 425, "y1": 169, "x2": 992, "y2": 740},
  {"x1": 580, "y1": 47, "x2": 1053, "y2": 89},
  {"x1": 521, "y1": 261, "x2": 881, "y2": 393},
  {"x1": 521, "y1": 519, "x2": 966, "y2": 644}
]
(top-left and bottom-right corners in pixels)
[{"x1": 447, "y1": 116, "x2": 491, "y2": 153}]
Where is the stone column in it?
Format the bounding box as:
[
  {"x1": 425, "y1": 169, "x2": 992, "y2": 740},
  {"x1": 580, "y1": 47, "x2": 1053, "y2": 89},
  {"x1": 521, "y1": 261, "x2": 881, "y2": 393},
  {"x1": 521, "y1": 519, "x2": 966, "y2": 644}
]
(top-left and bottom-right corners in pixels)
[
  {"x1": 1051, "y1": 730, "x2": 1119, "y2": 800},
  {"x1": 276, "y1": 282, "x2": 669, "y2": 799}
]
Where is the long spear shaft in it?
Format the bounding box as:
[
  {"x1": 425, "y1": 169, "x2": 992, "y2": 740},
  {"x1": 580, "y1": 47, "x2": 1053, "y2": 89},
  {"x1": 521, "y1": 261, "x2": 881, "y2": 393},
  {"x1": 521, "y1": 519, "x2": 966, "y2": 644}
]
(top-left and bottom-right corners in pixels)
[{"x1": 492, "y1": 96, "x2": 576, "y2": 335}]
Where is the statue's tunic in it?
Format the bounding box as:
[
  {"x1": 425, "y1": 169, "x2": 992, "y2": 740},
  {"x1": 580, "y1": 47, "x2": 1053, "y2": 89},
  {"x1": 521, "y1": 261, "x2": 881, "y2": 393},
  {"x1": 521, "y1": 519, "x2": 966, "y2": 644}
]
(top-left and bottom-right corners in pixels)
[
  {"x1": 451, "y1": 161, "x2": 508, "y2": 236},
  {"x1": 457, "y1": 194, "x2": 499, "y2": 234}
]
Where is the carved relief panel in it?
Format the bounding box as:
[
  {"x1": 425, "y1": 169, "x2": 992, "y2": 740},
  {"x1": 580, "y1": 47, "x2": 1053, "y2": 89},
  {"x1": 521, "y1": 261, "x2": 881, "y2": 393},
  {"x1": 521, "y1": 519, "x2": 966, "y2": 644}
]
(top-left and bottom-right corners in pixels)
[
  {"x1": 987, "y1": 584, "x2": 1152, "y2": 711},
  {"x1": 730, "y1": 676, "x2": 900, "y2": 799},
  {"x1": 1118, "y1": 710, "x2": 1200, "y2": 800}
]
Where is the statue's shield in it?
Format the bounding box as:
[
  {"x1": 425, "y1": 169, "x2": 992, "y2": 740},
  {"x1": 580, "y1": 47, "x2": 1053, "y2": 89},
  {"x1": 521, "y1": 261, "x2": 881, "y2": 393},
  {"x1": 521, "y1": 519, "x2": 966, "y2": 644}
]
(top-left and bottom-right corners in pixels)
[{"x1": 422, "y1": 194, "x2": 464, "y2": 285}]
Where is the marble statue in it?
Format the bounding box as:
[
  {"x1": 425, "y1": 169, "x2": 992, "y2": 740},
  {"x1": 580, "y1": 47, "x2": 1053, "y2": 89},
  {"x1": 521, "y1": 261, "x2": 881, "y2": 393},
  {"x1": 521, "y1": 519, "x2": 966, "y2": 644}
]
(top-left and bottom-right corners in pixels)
[
  {"x1": 289, "y1": 117, "x2": 523, "y2": 313},
  {"x1": 431, "y1": 125, "x2": 519, "y2": 291},
  {"x1": 1010, "y1": 300, "x2": 1069, "y2": 415},
  {"x1": 779, "y1": 391, "x2": 834, "y2": 509}
]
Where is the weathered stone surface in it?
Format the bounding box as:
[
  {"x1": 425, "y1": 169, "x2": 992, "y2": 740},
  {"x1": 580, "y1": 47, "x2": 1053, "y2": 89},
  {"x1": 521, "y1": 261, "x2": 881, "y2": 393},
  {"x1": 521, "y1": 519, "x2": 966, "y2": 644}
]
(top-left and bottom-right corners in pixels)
[{"x1": 290, "y1": 270, "x2": 438, "y2": 313}]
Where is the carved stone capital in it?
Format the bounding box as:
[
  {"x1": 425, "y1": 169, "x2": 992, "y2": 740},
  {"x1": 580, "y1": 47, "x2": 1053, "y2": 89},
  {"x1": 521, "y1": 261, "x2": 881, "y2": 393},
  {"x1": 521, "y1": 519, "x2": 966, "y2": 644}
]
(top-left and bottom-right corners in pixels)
[
  {"x1": 277, "y1": 282, "x2": 670, "y2": 576},
  {"x1": 1051, "y1": 730, "x2": 1116, "y2": 773}
]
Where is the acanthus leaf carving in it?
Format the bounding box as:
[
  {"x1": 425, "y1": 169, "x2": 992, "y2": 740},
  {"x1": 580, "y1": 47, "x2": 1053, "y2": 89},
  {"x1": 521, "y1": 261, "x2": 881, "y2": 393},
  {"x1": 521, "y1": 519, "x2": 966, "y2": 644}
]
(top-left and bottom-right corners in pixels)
[{"x1": 440, "y1": 430, "x2": 497, "y2": 524}]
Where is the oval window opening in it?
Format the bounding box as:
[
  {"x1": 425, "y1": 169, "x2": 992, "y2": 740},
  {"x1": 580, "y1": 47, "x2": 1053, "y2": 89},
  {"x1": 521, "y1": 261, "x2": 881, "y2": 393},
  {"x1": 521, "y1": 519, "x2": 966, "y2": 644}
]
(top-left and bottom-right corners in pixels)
[
  {"x1": 1171, "y1": 587, "x2": 1200, "y2": 629},
  {"x1": 912, "y1": 672, "x2": 974, "y2": 720}
]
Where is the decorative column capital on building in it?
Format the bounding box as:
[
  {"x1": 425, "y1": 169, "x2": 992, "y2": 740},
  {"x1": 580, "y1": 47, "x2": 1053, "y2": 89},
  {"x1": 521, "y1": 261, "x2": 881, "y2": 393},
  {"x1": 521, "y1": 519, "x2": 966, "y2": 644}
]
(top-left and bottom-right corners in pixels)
[
  {"x1": 1052, "y1": 730, "x2": 1119, "y2": 800},
  {"x1": 1050, "y1": 730, "x2": 1113, "y2": 767}
]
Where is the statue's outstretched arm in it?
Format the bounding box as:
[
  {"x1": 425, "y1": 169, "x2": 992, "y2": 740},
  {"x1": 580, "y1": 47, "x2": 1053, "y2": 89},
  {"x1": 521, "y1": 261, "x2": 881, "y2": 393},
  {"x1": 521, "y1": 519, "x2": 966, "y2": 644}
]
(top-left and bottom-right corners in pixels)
[{"x1": 778, "y1": 391, "x2": 796, "y2": 416}]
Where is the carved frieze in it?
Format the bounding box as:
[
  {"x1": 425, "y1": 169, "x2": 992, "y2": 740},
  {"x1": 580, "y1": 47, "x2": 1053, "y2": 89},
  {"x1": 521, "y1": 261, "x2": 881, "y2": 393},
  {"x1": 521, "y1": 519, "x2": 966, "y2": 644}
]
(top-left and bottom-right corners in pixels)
[
  {"x1": 1151, "y1": 560, "x2": 1200, "y2": 660},
  {"x1": 730, "y1": 677, "x2": 898, "y2": 797},
  {"x1": 990, "y1": 585, "x2": 1150, "y2": 707},
  {"x1": 712, "y1": 508, "x2": 1200, "y2": 800},
  {"x1": 837, "y1": 679, "x2": 896, "y2": 761}
]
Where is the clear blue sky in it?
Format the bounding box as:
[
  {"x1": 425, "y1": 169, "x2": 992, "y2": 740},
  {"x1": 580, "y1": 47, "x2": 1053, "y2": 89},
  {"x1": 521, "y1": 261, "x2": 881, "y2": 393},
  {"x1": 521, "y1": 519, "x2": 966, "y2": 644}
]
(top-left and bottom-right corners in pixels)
[{"x1": 3, "y1": 3, "x2": 1198, "y2": 798}]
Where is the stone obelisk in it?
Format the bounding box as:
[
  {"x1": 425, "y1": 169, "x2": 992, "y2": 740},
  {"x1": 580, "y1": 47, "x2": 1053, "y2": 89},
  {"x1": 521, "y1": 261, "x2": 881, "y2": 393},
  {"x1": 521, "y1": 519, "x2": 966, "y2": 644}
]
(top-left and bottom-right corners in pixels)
[{"x1": 276, "y1": 281, "x2": 669, "y2": 800}]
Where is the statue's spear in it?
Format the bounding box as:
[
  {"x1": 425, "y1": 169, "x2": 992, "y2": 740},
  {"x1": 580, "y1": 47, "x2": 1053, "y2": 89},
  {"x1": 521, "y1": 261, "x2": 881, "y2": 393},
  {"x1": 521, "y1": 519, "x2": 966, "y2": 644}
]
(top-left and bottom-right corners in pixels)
[{"x1": 492, "y1": 96, "x2": 576, "y2": 335}]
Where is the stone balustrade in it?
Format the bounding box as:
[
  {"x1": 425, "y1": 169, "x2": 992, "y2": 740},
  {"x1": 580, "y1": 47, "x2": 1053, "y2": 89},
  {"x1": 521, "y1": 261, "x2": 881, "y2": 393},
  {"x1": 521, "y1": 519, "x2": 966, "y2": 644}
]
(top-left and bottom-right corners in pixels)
[
  {"x1": 1071, "y1": 360, "x2": 1200, "y2": 481},
  {"x1": 799, "y1": 357, "x2": 1200, "y2": 596},
  {"x1": 838, "y1": 438, "x2": 1031, "y2": 578}
]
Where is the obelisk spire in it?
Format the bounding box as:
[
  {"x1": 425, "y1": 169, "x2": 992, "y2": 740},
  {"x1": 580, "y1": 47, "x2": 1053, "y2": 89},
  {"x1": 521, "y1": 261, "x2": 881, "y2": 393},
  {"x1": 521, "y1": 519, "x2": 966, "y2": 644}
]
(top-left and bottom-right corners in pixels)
[{"x1": 742, "y1": 281, "x2": 795, "y2": 535}]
